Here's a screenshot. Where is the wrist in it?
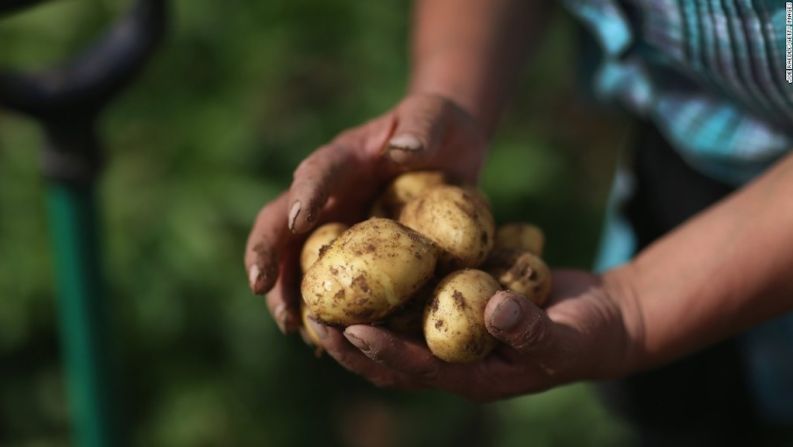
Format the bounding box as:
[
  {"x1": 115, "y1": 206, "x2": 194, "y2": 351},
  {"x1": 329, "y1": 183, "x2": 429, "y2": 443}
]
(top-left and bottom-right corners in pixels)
[
  {"x1": 407, "y1": 70, "x2": 501, "y2": 138},
  {"x1": 598, "y1": 264, "x2": 647, "y2": 378}
]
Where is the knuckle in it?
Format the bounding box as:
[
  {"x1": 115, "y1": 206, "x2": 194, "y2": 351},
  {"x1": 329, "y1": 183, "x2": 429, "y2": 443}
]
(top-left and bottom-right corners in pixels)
[
  {"x1": 405, "y1": 93, "x2": 443, "y2": 111},
  {"x1": 401, "y1": 99, "x2": 443, "y2": 129},
  {"x1": 413, "y1": 108, "x2": 441, "y2": 133},
  {"x1": 333, "y1": 128, "x2": 359, "y2": 144},
  {"x1": 294, "y1": 146, "x2": 337, "y2": 180},
  {"x1": 511, "y1": 311, "x2": 549, "y2": 351},
  {"x1": 293, "y1": 156, "x2": 319, "y2": 180}
]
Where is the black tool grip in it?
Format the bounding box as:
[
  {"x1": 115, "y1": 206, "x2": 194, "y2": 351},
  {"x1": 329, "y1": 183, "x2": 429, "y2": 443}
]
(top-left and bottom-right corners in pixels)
[
  {"x1": 0, "y1": 0, "x2": 167, "y2": 119},
  {"x1": 0, "y1": 0, "x2": 167, "y2": 183},
  {"x1": 0, "y1": 0, "x2": 49, "y2": 16}
]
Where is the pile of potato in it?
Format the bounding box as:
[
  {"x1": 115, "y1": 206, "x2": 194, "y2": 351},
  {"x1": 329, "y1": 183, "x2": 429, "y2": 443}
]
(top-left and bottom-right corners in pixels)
[{"x1": 299, "y1": 171, "x2": 551, "y2": 363}]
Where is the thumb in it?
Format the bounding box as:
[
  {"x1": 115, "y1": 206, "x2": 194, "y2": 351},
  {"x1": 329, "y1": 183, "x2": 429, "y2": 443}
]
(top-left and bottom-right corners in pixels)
[
  {"x1": 385, "y1": 96, "x2": 450, "y2": 166},
  {"x1": 485, "y1": 291, "x2": 556, "y2": 353}
]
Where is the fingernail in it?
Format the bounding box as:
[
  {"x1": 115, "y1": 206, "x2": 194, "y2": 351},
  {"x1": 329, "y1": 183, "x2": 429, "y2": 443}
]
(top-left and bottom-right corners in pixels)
[
  {"x1": 387, "y1": 134, "x2": 423, "y2": 163},
  {"x1": 491, "y1": 297, "x2": 522, "y2": 332},
  {"x1": 388, "y1": 133, "x2": 423, "y2": 151},
  {"x1": 306, "y1": 317, "x2": 328, "y2": 340},
  {"x1": 248, "y1": 265, "x2": 261, "y2": 292},
  {"x1": 344, "y1": 331, "x2": 370, "y2": 352},
  {"x1": 274, "y1": 303, "x2": 289, "y2": 335},
  {"x1": 288, "y1": 200, "x2": 301, "y2": 231}
]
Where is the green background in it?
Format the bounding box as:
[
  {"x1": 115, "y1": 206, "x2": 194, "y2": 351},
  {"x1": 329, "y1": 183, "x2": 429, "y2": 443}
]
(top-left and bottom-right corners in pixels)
[{"x1": 0, "y1": 1, "x2": 633, "y2": 445}]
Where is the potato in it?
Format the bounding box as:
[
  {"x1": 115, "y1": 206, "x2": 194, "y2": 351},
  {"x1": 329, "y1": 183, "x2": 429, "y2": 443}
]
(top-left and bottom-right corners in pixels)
[
  {"x1": 494, "y1": 223, "x2": 544, "y2": 256},
  {"x1": 399, "y1": 185, "x2": 495, "y2": 269},
  {"x1": 460, "y1": 184, "x2": 491, "y2": 209},
  {"x1": 423, "y1": 269, "x2": 500, "y2": 363},
  {"x1": 486, "y1": 250, "x2": 551, "y2": 306},
  {"x1": 369, "y1": 171, "x2": 447, "y2": 218},
  {"x1": 301, "y1": 218, "x2": 439, "y2": 325},
  {"x1": 300, "y1": 222, "x2": 349, "y2": 273},
  {"x1": 300, "y1": 304, "x2": 324, "y2": 354}
]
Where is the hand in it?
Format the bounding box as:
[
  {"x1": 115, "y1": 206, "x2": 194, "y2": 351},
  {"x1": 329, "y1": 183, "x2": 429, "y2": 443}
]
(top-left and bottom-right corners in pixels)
[
  {"x1": 244, "y1": 93, "x2": 489, "y2": 333},
  {"x1": 304, "y1": 269, "x2": 641, "y2": 402}
]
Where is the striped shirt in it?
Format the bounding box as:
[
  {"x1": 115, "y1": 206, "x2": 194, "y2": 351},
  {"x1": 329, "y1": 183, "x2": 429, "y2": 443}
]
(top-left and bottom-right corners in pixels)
[
  {"x1": 565, "y1": 0, "x2": 792, "y2": 185},
  {"x1": 563, "y1": 0, "x2": 793, "y2": 422}
]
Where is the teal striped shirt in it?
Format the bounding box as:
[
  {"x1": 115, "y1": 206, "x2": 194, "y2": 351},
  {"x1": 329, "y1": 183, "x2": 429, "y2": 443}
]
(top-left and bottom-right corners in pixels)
[
  {"x1": 566, "y1": 0, "x2": 791, "y2": 185},
  {"x1": 564, "y1": 0, "x2": 793, "y2": 422}
]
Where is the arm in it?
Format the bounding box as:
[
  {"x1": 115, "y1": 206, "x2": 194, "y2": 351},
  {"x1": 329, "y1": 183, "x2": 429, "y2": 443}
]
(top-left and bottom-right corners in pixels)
[
  {"x1": 616, "y1": 151, "x2": 793, "y2": 371},
  {"x1": 408, "y1": 0, "x2": 545, "y2": 136}
]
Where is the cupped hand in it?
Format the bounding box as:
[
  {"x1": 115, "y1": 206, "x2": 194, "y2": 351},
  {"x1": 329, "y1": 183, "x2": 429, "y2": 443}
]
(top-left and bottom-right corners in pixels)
[
  {"x1": 304, "y1": 269, "x2": 642, "y2": 402},
  {"x1": 244, "y1": 94, "x2": 489, "y2": 333}
]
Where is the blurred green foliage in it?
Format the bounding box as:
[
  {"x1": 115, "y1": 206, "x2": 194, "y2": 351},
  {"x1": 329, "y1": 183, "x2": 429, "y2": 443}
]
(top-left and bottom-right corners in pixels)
[{"x1": 0, "y1": 0, "x2": 633, "y2": 445}]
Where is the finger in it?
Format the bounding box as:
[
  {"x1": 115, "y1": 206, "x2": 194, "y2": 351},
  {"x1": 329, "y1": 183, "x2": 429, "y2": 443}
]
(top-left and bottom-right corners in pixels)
[
  {"x1": 245, "y1": 192, "x2": 290, "y2": 295},
  {"x1": 484, "y1": 291, "x2": 558, "y2": 354},
  {"x1": 343, "y1": 325, "x2": 458, "y2": 387},
  {"x1": 264, "y1": 239, "x2": 302, "y2": 334},
  {"x1": 288, "y1": 144, "x2": 355, "y2": 234},
  {"x1": 306, "y1": 319, "x2": 416, "y2": 389},
  {"x1": 344, "y1": 324, "x2": 527, "y2": 402},
  {"x1": 385, "y1": 95, "x2": 449, "y2": 165}
]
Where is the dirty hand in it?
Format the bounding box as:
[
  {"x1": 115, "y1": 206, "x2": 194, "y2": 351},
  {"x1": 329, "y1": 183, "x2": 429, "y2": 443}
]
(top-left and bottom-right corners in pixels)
[
  {"x1": 305, "y1": 270, "x2": 639, "y2": 402},
  {"x1": 244, "y1": 94, "x2": 489, "y2": 333}
]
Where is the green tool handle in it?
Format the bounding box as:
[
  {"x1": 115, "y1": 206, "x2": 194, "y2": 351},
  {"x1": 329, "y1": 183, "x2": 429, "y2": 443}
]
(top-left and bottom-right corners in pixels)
[{"x1": 47, "y1": 182, "x2": 121, "y2": 447}]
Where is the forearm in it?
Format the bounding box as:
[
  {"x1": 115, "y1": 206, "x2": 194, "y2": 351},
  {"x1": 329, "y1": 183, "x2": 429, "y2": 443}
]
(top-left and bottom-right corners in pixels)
[
  {"x1": 612, "y1": 152, "x2": 793, "y2": 371},
  {"x1": 408, "y1": 0, "x2": 546, "y2": 136}
]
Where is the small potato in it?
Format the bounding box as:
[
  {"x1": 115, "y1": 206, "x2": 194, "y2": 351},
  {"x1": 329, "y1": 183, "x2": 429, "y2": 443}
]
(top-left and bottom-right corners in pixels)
[
  {"x1": 494, "y1": 223, "x2": 544, "y2": 256},
  {"x1": 300, "y1": 304, "x2": 324, "y2": 354},
  {"x1": 423, "y1": 269, "x2": 500, "y2": 363},
  {"x1": 399, "y1": 185, "x2": 495, "y2": 269},
  {"x1": 300, "y1": 222, "x2": 349, "y2": 273},
  {"x1": 486, "y1": 250, "x2": 552, "y2": 306},
  {"x1": 302, "y1": 218, "x2": 439, "y2": 325},
  {"x1": 369, "y1": 171, "x2": 447, "y2": 218},
  {"x1": 460, "y1": 185, "x2": 491, "y2": 209}
]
